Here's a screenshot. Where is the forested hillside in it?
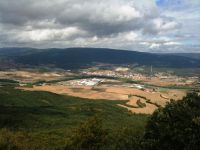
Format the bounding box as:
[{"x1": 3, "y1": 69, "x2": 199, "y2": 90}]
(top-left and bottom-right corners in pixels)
[{"x1": 0, "y1": 48, "x2": 199, "y2": 69}]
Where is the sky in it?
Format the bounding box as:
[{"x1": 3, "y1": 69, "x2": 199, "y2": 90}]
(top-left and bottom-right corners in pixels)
[{"x1": 0, "y1": 0, "x2": 199, "y2": 53}]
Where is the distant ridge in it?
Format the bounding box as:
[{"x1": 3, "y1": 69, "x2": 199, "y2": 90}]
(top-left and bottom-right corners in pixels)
[{"x1": 0, "y1": 47, "x2": 199, "y2": 69}]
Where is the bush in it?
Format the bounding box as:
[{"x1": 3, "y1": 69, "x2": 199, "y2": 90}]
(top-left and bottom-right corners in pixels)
[
  {"x1": 136, "y1": 100, "x2": 146, "y2": 108},
  {"x1": 65, "y1": 116, "x2": 108, "y2": 150},
  {"x1": 0, "y1": 128, "x2": 26, "y2": 150},
  {"x1": 141, "y1": 92, "x2": 200, "y2": 150},
  {"x1": 110, "y1": 127, "x2": 142, "y2": 150}
]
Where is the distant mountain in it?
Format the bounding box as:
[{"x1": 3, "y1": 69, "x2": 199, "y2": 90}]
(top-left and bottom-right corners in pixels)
[
  {"x1": 168, "y1": 53, "x2": 200, "y2": 60},
  {"x1": 0, "y1": 47, "x2": 199, "y2": 69},
  {"x1": 0, "y1": 47, "x2": 41, "y2": 57}
]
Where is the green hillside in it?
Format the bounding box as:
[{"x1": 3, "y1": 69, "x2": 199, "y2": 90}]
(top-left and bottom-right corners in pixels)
[
  {"x1": 0, "y1": 86, "x2": 148, "y2": 150},
  {"x1": 0, "y1": 86, "x2": 199, "y2": 150}
]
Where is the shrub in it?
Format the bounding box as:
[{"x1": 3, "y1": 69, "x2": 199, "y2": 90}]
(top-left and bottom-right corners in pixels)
[
  {"x1": 141, "y1": 93, "x2": 200, "y2": 150},
  {"x1": 136, "y1": 100, "x2": 146, "y2": 108},
  {"x1": 65, "y1": 116, "x2": 108, "y2": 150}
]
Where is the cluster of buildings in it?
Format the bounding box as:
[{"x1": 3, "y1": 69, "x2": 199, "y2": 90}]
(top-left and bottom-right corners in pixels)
[
  {"x1": 83, "y1": 69, "x2": 199, "y2": 85},
  {"x1": 82, "y1": 70, "x2": 146, "y2": 80},
  {"x1": 67, "y1": 78, "x2": 103, "y2": 86}
]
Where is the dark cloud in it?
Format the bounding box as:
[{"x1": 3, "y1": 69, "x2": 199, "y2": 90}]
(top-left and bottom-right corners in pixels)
[{"x1": 0, "y1": 0, "x2": 199, "y2": 52}]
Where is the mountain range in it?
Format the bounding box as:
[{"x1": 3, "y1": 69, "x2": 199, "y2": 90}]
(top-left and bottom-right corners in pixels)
[{"x1": 0, "y1": 47, "x2": 199, "y2": 69}]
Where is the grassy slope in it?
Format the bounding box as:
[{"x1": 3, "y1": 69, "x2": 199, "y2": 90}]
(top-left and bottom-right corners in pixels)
[{"x1": 0, "y1": 86, "x2": 148, "y2": 149}]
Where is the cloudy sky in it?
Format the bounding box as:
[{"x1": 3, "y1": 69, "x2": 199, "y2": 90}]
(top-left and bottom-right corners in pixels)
[{"x1": 0, "y1": 0, "x2": 199, "y2": 52}]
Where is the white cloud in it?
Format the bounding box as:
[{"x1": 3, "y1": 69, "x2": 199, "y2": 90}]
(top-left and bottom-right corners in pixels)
[
  {"x1": 149, "y1": 43, "x2": 160, "y2": 49},
  {"x1": 163, "y1": 41, "x2": 181, "y2": 46},
  {"x1": 124, "y1": 31, "x2": 139, "y2": 41},
  {"x1": 148, "y1": 18, "x2": 180, "y2": 33},
  {"x1": 0, "y1": 0, "x2": 199, "y2": 53},
  {"x1": 17, "y1": 27, "x2": 85, "y2": 42}
]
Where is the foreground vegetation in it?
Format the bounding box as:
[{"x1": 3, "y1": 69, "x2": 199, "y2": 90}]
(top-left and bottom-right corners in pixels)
[
  {"x1": 0, "y1": 86, "x2": 199, "y2": 150},
  {"x1": 0, "y1": 86, "x2": 147, "y2": 150},
  {"x1": 142, "y1": 92, "x2": 200, "y2": 150}
]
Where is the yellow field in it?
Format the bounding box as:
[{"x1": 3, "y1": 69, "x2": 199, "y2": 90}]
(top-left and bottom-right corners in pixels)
[
  {"x1": 0, "y1": 70, "x2": 72, "y2": 82},
  {"x1": 20, "y1": 84, "x2": 186, "y2": 114}
]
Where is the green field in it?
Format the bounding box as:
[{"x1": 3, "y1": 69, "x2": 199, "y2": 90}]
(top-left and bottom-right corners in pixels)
[{"x1": 0, "y1": 86, "x2": 148, "y2": 150}]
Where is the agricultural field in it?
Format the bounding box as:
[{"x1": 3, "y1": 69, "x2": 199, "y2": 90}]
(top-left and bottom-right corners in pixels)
[
  {"x1": 21, "y1": 83, "x2": 186, "y2": 114},
  {"x1": 0, "y1": 66, "x2": 199, "y2": 149},
  {"x1": 1, "y1": 67, "x2": 198, "y2": 115},
  {"x1": 0, "y1": 86, "x2": 148, "y2": 150},
  {"x1": 0, "y1": 68, "x2": 198, "y2": 149},
  {"x1": 0, "y1": 70, "x2": 74, "y2": 83}
]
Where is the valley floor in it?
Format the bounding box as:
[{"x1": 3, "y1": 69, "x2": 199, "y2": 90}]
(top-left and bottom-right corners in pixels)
[{"x1": 21, "y1": 83, "x2": 186, "y2": 114}]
